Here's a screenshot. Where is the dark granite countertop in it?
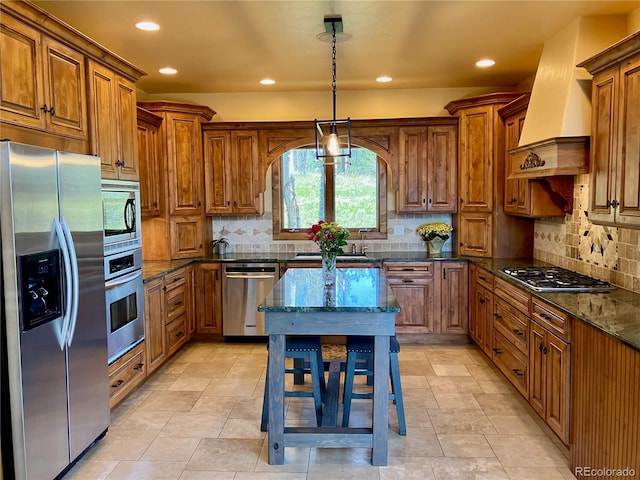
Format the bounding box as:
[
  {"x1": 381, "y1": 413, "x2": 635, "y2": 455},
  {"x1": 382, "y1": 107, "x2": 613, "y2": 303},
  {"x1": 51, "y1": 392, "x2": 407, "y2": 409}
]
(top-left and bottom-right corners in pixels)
[
  {"x1": 258, "y1": 267, "x2": 400, "y2": 313},
  {"x1": 142, "y1": 253, "x2": 640, "y2": 352}
]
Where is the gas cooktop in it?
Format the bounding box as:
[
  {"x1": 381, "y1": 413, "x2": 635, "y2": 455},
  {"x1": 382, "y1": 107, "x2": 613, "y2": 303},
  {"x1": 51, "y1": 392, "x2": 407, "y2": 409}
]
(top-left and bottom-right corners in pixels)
[{"x1": 501, "y1": 267, "x2": 614, "y2": 292}]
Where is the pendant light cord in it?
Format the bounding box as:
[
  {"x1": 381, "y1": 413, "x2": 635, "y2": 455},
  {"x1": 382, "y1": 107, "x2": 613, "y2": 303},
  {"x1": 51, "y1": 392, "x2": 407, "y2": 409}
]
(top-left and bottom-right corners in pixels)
[{"x1": 331, "y1": 23, "x2": 337, "y2": 122}]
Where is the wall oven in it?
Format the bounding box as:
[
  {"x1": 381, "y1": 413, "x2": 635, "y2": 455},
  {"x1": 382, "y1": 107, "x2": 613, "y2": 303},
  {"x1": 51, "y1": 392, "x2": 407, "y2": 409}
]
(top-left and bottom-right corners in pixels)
[
  {"x1": 101, "y1": 179, "x2": 141, "y2": 255},
  {"x1": 104, "y1": 248, "x2": 144, "y2": 363}
]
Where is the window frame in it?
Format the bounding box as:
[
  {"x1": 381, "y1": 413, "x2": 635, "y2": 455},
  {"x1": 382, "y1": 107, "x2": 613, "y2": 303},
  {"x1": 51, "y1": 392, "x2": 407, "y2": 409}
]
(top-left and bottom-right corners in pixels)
[{"x1": 272, "y1": 146, "x2": 387, "y2": 240}]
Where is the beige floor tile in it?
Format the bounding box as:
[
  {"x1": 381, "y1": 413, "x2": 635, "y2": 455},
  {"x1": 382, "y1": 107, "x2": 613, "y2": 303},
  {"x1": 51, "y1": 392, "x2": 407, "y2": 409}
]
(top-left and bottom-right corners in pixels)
[
  {"x1": 254, "y1": 444, "x2": 311, "y2": 473},
  {"x1": 429, "y1": 457, "x2": 509, "y2": 480},
  {"x1": 115, "y1": 408, "x2": 174, "y2": 430},
  {"x1": 84, "y1": 428, "x2": 157, "y2": 461},
  {"x1": 504, "y1": 466, "x2": 577, "y2": 479},
  {"x1": 388, "y1": 427, "x2": 443, "y2": 457},
  {"x1": 202, "y1": 378, "x2": 260, "y2": 396},
  {"x1": 179, "y1": 471, "x2": 236, "y2": 479},
  {"x1": 235, "y1": 473, "x2": 308, "y2": 480},
  {"x1": 433, "y1": 393, "x2": 481, "y2": 410},
  {"x1": 432, "y1": 364, "x2": 471, "y2": 376},
  {"x1": 466, "y1": 364, "x2": 501, "y2": 381},
  {"x1": 428, "y1": 409, "x2": 496, "y2": 434},
  {"x1": 62, "y1": 459, "x2": 117, "y2": 479},
  {"x1": 403, "y1": 388, "x2": 439, "y2": 409},
  {"x1": 436, "y1": 433, "x2": 495, "y2": 458},
  {"x1": 105, "y1": 460, "x2": 186, "y2": 480},
  {"x1": 180, "y1": 361, "x2": 232, "y2": 378},
  {"x1": 381, "y1": 457, "x2": 436, "y2": 480},
  {"x1": 399, "y1": 374, "x2": 430, "y2": 389},
  {"x1": 219, "y1": 418, "x2": 267, "y2": 439},
  {"x1": 190, "y1": 395, "x2": 239, "y2": 414},
  {"x1": 475, "y1": 378, "x2": 515, "y2": 394},
  {"x1": 159, "y1": 412, "x2": 228, "y2": 438},
  {"x1": 399, "y1": 359, "x2": 436, "y2": 376},
  {"x1": 229, "y1": 396, "x2": 264, "y2": 419},
  {"x1": 426, "y1": 350, "x2": 475, "y2": 365},
  {"x1": 473, "y1": 392, "x2": 530, "y2": 416},
  {"x1": 487, "y1": 414, "x2": 545, "y2": 435},
  {"x1": 137, "y1": 390, "x2": 202, "y2": 412},
  {"x1": 427, "y1": 376, "x2": 483, "y2": 394},
  {"x1": 141, "y1": 436, "x2": 201, "y2": 461},
  {"x1": 169, "y1": 376, "x2": 212, "y2": 391},
  {"x1": 186, "y1": 438, "x2": 263, "y2": 471},
  {"x1": 144, "y1": 372, "x2": 181, "y2": 390},
  {"x1": 485, "y1": 434, "x2": 569, "y2": 468},
  {"x1": 404, "y1": 406, "x2": 433, "y2": 429}
]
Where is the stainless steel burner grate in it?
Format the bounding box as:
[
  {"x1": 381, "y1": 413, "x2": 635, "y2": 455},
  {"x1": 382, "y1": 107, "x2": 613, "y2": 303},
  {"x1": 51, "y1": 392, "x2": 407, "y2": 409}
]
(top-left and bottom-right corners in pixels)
[{"x1": 501, "y1": 267, "x2": 614, "y2": 292}]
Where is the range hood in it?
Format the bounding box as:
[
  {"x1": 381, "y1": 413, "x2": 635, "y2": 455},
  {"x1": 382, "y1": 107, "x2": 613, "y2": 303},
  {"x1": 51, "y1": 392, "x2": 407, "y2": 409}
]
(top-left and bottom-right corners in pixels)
[{"x1": 509, "y1": 16, "x2": 627, "y2": 181}]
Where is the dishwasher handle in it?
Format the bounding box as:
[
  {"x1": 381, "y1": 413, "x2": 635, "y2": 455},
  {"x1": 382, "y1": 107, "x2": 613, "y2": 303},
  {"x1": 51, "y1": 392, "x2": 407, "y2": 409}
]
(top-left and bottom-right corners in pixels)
[{"x1": 225, "y1": 274, "x2": 276, "y2": 280}]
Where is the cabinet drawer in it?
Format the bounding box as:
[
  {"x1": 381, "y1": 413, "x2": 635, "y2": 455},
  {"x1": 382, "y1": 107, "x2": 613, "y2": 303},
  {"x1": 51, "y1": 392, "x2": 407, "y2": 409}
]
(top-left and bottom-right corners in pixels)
[
  {"x1": 495, "y1": 277, "x2": 530, "y2": 315},
  {"x1": 474, "y1": 267, "x2": 494, "y2": 290},
  {"x1": 164, "y1": 267, "x2": 187, "y2": 290},
  {"x1": 165, "y1": 284, "x2": 187, "y2": 320},
  {"x1": 532, "y1": 298, "x2": 570, "y2": 341},
  {"x1": 493, "y1": 296, "x2": 529, "y2": 355},
  {"x1": 166, "y1": 314, "x2": 188, "y2": 356},
  {"x1": 492, "y1": 330, "x2": 529, "y2": 397},
  {"x1": 108, "y1": 342, "x2": 146, "y2": 408},
  {"x1": 384, "y1": 261, "x2": 433, "y2": 277}
]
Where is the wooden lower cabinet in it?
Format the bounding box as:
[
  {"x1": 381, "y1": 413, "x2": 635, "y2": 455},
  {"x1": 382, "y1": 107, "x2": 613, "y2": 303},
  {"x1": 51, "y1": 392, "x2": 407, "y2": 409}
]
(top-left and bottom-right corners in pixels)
[
  {"x1": 384, "y1": 262, "x2": 435, "y2": 333},
  {"x1": 108, "y1": 341, "x2": 146, "y2": 409},
  {"x1": 196, "y1": 263, "x2": 223, "y2": 335},
  {"x1": 492, "y1": 330, "x2": 529, "y2": 398},
  {"x1": 440, "y1": 262, "x2": 469, "y2": 334},
  {"x1": 468, "y1": 265, "x2": 494, "y2": 355},
  {"x1": 144, "y1": 277, "x2": 166, "y2": 374}
]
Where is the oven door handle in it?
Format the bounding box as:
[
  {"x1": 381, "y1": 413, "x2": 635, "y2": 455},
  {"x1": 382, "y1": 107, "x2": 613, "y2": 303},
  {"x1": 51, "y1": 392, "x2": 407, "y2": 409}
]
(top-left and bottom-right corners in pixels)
[
  {"x1": 61, "y1": 218, "x2": 79, "y2": 347},
  {"x1": 106, "y1": 269, "x2": 143, "y2": 289},
  {"x1": 225, "y1": 274, "x2": 276, "y2": 280}
]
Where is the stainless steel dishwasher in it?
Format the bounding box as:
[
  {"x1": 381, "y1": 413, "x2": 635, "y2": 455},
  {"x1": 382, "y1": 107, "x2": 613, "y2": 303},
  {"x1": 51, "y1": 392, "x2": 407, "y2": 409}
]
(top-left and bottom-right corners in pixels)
[{"x1": 222, "y1": 262, "x2": 280, "y2": 337}]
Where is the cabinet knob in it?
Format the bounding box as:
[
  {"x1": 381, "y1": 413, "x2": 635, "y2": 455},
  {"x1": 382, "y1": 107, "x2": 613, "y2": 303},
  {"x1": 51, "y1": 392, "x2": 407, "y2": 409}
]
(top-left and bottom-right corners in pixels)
[
  {"x1": 539, "y1": 344, "x2": 549, "y2": 354},
  {"x1": 40, "y1": 104, "x2": 55, "y2": 115},
  {"x1": 133, "y1": 363, "x2": 144, "y2": 371},
  {"x1": 479, "y1": 298, "x2": 485, "y2": 304}
]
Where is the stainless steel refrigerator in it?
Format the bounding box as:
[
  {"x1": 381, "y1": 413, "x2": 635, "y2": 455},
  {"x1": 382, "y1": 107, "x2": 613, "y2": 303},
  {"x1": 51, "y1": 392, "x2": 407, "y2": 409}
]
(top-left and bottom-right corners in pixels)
[{"x1": 0, "y1": 142, "x2": 109, "y2": 480}]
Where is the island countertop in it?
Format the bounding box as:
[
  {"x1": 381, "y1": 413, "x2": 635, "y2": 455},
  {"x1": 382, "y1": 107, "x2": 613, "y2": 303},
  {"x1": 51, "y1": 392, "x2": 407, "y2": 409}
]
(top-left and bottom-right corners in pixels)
[{"x1": 258, "y1": 267, "x2": 400, "y2": 313}]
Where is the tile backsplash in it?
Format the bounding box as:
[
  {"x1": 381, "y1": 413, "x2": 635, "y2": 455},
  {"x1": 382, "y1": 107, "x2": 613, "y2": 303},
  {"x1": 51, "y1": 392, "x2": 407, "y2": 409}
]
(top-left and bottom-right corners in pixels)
[
  {"x1": 210, "y1": 211, "x2": 454, "y2": 256},
  {"x1": 534, "y1": 174, "x2": 640, "y2": 293}
]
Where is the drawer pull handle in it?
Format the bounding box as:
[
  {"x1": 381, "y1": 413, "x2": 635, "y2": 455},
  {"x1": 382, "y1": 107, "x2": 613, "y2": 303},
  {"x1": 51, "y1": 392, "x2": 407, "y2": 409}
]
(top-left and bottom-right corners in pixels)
[
  {"x1": 478, "y1": 275, "x2": 486, "y2": 281},
  {"x1": 493, "y1": 313, "x2": 502, "y2": 319},
  {"x1": 512, "y1": 368, "x2": 524, "y2": 377},
  {"x1": 539, "y1": 344, "x2": 549, "y2": 354},
  {"x1": 402, "y1": 279, "x2": 414, "y2": 283},
  {"x1": 492, "y1": 348, "x2": 502, "y2": 355},
  {"x1": 174, "y1": 301, "x2": 183, "y2": 307},
  {"x1": 176, "y1": 331, "x2": 184, "y2": 337},
  {"x1": 540, "y1": 313, "x2": 551, "y2": 320},
  {"x1": 513, "y1": 328, "x2": 524, "y2": 336},
  {"x1": 133, "y1": 363, "x2": 144, "y2": 371},
  {"x1": 111, "y1": 379, "x2": 124, "y2": 388},
  {"x1": 173, "y1": 277, "x2": 183, "y2": 283},
  {"x1": 479, "y1": 298, "x2": 485, "y2": 304}
]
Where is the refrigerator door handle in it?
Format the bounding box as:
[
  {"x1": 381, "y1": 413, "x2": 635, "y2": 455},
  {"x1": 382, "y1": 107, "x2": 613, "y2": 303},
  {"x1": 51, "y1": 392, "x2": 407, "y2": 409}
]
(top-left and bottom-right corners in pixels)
[
  {"x1": 61, "y1": 217, "x2": 80, "y2": 347},
  {"x1": 53, "y1": 218, "x2": 72, "y2": 350}
]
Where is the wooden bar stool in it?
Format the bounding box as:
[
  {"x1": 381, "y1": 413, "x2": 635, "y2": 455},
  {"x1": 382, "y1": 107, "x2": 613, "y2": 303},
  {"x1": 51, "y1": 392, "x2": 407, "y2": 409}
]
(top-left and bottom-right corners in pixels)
[
  {"x1": 260, "y1": 336, "x2": 326, "y2": 431},
  {"x1": 342, "y1": 335, "x2": 407, "y2": 435}
]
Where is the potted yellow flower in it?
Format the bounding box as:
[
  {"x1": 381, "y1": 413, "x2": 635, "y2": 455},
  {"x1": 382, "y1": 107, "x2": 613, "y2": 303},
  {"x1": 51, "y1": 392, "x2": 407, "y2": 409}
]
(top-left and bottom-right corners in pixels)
[{"x1": 416, "y1": 222, "x2": 453, "y2": 255}]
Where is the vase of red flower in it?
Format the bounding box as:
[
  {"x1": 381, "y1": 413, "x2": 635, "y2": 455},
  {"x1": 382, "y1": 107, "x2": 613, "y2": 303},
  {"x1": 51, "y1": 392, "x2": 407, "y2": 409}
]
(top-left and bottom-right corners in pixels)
[{"x1": 307, "y1": 220, "x2": 350, "y2": 287}]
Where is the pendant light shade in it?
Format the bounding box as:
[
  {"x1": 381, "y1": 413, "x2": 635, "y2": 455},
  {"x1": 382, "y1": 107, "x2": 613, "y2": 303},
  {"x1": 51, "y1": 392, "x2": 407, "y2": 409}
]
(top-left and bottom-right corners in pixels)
[{"x1": 315, "y1": 16, "x2": 351, "y2": 165}]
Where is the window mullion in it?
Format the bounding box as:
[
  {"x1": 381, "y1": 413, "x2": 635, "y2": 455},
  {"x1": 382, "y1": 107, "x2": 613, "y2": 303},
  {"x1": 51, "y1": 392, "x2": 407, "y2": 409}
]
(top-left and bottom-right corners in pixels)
[{"x1": 325, "y1": 163, "x2": 336, "y2": 222}]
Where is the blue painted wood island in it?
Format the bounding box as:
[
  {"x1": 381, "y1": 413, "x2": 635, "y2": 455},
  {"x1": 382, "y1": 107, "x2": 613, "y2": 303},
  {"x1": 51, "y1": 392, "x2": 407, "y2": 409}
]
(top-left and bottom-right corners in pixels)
[{"x1": 258, "y1": 267, "x2": 400, "y2": 465}]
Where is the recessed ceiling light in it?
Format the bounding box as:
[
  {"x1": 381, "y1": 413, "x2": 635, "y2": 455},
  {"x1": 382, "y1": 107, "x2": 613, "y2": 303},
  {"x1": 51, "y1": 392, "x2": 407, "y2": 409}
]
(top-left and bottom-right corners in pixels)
[
  {"x1": 376, "y1": 76, "x2": 393, "y2": 83},
  {"x1": 159, "y1": 67, "x2": 177, "y2": 75},
  {"x1": 135, "y1": 21, "x2": 159, "y2": 31},
  {"x1": 260, "y1": 78, "x2": 276, "y2": 85},
  {"x1": 476, "y1": 59, "x2": 496, "y2": 68}
]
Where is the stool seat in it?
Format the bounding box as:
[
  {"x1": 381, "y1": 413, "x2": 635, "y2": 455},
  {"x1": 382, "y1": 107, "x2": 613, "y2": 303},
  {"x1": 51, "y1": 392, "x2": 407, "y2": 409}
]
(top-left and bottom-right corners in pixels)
[
  {"x1": 342, "y1": 335, "x2": 406, "y2": 435},
  {"x1": 261, "y1": 336, "x2": 326, "y2": 432}
]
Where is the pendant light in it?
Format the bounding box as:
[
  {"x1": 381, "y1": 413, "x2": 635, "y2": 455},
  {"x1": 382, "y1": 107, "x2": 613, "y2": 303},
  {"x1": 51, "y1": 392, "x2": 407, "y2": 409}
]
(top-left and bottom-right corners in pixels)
[{"x1": 315, "y1": 15, "x2": 352, "y2": 165}]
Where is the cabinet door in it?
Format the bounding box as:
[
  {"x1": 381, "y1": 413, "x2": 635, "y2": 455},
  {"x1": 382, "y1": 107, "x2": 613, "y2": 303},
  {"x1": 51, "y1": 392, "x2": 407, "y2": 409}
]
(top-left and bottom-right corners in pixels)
[
  {"x1": 196, "y1": 264, "x2": 222, "y2": 334},
  {"x1": 387, "y1": 277, "x2": 435, "y2": 333},
  {"x1": 503, "y1": 109, "x2": 528, "y2": 215},
  {"x1": 185, "y1": 265, "x2": 196, "y2": 339},
  {"x1": 166, "y1": 112, "x2": 204, "y2": 215},
  {"x1": 479, "y1": 285, "x2": 494, "y2": 356},
  {"x1": 170, "y1": 216, "x2": 204, "y2": 258},
  {"x1": 458, "y1": 212, "x2": 492, "y2": 257},
  {"x1": 427, "y1": 125, "x2": 457, "y2": 212},
  {"x1": 203, "y1": 131, "x2": 233, "y2": 214},
  {"x1": 545, "y1": 331, "x2": 570, "y2": 443},
  {"x1": 458, "y1": 106, "x2": 494, "y2": 212},
  {"x1": 397, "y1": 127, "x2": 427, "y2": 212},
  {"x1": 529, "y1": 321, "x2": 547, "y2": 417},
  {"x1": 88, "y1": 61, "x2": 118, "y2": 178},
  {"x1": 440, "y1": 262, "x2": 468, "y2": 334},
  {"x1": 232, "y1": 130, "x2": 262, "y2": 214},
  {"x1": 615, "y1": 56, "x2": 640, "y2": 227},
  {"x1": 0, "y1": 15, "x2": 45, "y2": 129},
  {"x1": 137, "y1": 111, "x2": 163, "y2": 216},
  {"x1": 588, "y1": 66, "x2": 619, "y2": 225},
  {"x1": 144, "y1": 278, "x2": 166, "y2": 375},
  {"x1": 114, "y1": 76, "x2": 138, "y2": 180}
]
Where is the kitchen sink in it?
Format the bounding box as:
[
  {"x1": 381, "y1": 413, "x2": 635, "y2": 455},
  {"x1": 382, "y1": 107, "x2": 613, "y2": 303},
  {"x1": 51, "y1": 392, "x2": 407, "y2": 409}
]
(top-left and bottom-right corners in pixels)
[{"x1": 294, "y1": 253, "x2": 369, "y2": 261}]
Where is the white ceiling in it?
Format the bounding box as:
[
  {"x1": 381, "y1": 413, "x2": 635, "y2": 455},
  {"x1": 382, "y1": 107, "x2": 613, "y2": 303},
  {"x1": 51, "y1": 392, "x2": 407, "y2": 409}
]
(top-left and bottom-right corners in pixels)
[{"x1": 33, "y1": 0, "x2": 639, "y2": 94}]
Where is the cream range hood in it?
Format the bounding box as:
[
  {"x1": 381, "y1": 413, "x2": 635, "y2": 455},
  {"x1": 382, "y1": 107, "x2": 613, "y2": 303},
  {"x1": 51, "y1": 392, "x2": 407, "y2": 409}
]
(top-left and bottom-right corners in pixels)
[{"x1": 508, "y1": 17, "x2": 627, "y2": 183}]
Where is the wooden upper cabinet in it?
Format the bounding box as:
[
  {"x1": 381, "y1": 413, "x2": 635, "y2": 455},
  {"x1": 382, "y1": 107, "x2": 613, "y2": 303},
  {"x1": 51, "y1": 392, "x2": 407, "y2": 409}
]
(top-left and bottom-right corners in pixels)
[
  {"x1": 1, "y1": 14, "x2": 87, "y2": 140},
  {"x1": 203, "y1": 127, "x2": 263, "y2": 215},
  {"x1": 580, "y1": 32, "x2": 640, "y2": 228},
  {"x1": 427, "y1": 124, "x2": 457, "y2": 212},
  {"x1": 88, "y1": 60, "x2": 138, "y2": 180},
  {"x1": 457, "y1": 106, "x2": 494, "y2": 212},
  {"x1": 397, "y1": 127, "x2": 428, "y2": 212},
  {"x1": 137, "y1": 107, "x2": 164, "y2": 216}
]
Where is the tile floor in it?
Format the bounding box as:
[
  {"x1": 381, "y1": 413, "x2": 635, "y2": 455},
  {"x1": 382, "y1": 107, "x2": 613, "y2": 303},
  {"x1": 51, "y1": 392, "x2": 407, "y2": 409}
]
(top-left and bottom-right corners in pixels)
[{"x1": 65, "y1": 341, "x2": 577, "y2": 480}]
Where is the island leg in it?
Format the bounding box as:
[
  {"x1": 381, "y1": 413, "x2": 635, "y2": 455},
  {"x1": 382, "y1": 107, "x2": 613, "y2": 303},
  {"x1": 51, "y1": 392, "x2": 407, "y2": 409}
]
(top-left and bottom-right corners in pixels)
[
  {"x1": 371, "y1": 334, "x2": 390, "y2": 466},
  {"x1": 267, "y1": 333, "x2": 285, "y2": 464}
]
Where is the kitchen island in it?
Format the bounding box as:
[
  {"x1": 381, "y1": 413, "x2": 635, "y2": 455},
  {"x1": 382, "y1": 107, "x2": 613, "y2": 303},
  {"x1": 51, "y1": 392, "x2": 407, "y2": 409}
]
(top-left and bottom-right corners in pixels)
[{"x1": 258, "y1": 267, "x2": 400, "y2": 465}]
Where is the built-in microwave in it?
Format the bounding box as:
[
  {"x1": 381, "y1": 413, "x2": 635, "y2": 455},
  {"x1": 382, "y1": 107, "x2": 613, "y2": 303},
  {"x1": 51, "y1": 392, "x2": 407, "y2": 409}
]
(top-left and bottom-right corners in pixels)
[{"x1": 101, "y1": 179, "x2": 141, "y2": 254}]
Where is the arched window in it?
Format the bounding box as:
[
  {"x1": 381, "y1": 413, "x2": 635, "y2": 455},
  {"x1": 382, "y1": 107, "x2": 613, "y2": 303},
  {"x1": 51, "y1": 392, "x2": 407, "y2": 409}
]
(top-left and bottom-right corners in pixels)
[{"x1": 272, "y1": 146, "x2": 387, "y2": 239}]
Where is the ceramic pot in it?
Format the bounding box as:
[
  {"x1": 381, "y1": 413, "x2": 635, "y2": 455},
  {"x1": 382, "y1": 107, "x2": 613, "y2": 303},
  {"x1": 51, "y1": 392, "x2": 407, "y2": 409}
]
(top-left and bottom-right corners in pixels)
[{"x1": 427, "y1": 237, "x2": 445, "y2": 255}]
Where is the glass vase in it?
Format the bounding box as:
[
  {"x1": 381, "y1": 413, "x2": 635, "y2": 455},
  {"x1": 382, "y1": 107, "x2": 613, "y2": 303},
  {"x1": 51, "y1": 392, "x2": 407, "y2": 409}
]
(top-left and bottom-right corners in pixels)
[
  {"x1": 427, "y1": 237, "x2": 445, "y2": 255},
  {"x1": 322, "y1": 252, "x2": 337, "y2": 287}
]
